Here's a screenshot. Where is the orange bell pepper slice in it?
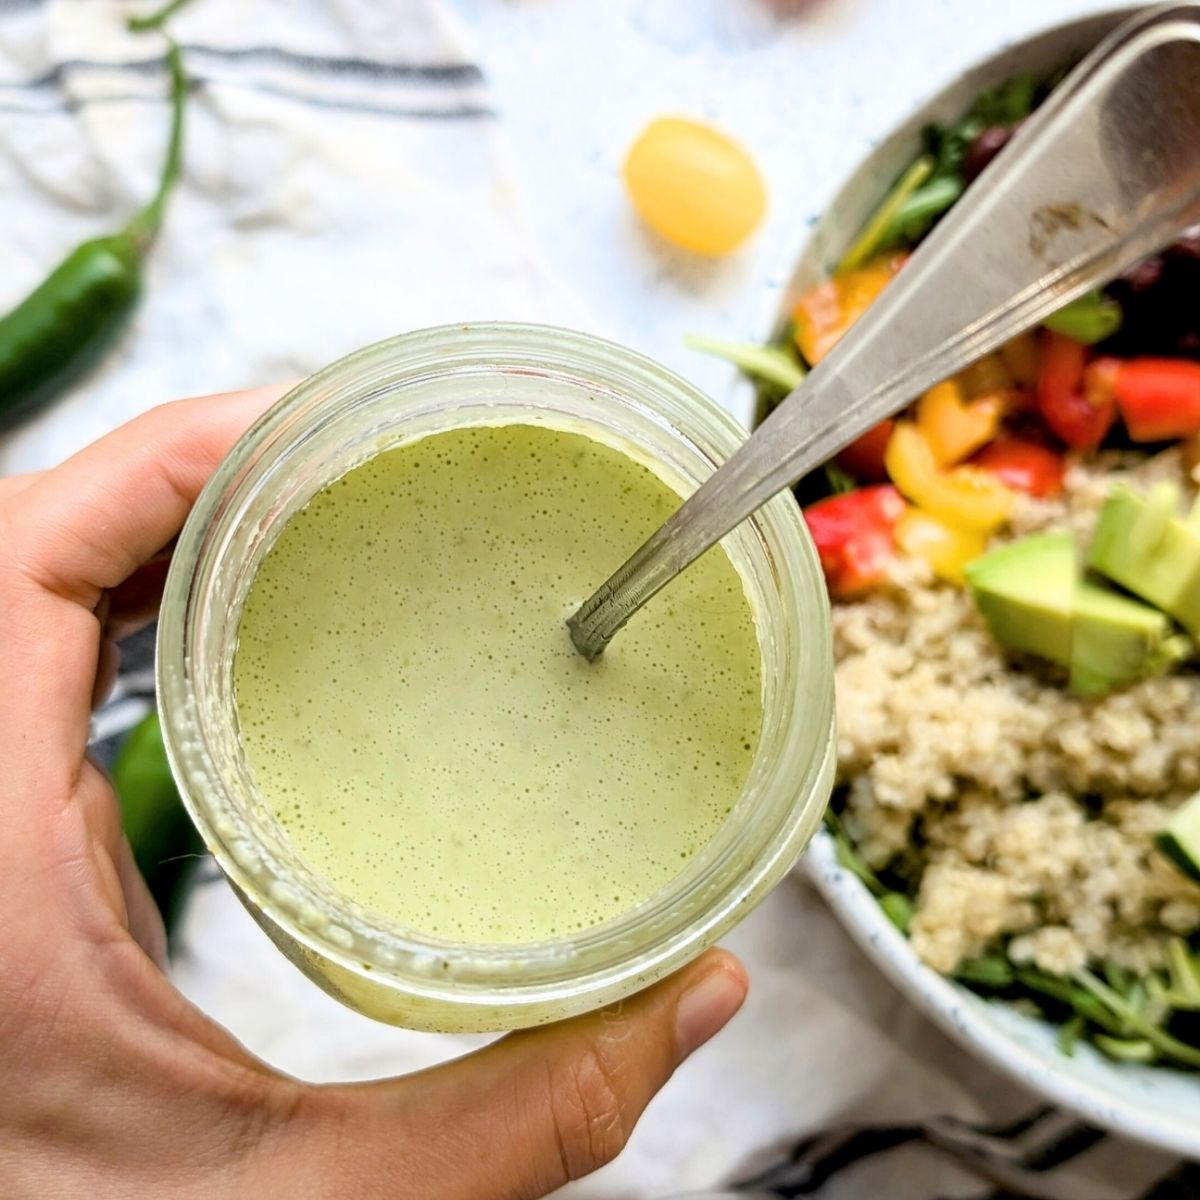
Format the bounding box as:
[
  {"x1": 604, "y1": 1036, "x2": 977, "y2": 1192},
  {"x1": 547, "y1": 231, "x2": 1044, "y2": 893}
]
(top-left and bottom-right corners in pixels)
[
  {"x1": 915, "y1": 379, "x2": 1005, "y2": 466},
  {"x1": 956, "y1": 352, "x2": 1013, "y2": 400},
  {"x1": 792, "y1": 252, "x2": 907, "y2": 365},
  {"x1": 998, "y1": 330, "x2": 1040, "y2": 391},
  {"x1": 884, "y1": 422, "x2": 1013, "y2": 532},
  {"x1": 894, "y1": 507, "x2": 988, "y2": 584}
]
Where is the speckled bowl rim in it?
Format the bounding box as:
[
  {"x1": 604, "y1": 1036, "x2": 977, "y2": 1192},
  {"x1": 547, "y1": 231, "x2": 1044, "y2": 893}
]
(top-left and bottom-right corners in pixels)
[{"x1": 738, "y1": 2, "x2": 1200, "y2": 1161}]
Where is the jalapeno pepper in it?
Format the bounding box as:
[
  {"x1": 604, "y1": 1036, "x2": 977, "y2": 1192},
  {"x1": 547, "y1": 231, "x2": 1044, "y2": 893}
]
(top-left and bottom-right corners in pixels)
[{"x1": 0, "y1": 42, "x2": 186, "y2": 421}]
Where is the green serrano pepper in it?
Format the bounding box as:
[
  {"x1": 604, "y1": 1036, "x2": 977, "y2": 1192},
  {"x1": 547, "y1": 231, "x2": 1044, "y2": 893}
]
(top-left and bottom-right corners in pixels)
[
  {"x1": 111, "y1": 710, "x2": 204, "y2": 936},
  {"x1": 0, "y1": 42, "x2": 187, "y2": 422}
]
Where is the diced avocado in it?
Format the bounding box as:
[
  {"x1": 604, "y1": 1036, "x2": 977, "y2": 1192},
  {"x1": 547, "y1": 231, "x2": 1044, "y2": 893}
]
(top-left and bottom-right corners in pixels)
[
  {"x1": 965, "y1": 532, "x2": 1076, "y2": 665},
  {"x1": 1159, "y1": 791, "x2": 1200, "y2": 885},
  {"x1": 1069, "y1": 581, "x2": 1187, "y2": 695},
  {"x1": 1089, "y1": 483, "x2": 1200, "y2": 635},
  {"x1": 966, "y1": 530, "x2": 1190, "y2": 695}
]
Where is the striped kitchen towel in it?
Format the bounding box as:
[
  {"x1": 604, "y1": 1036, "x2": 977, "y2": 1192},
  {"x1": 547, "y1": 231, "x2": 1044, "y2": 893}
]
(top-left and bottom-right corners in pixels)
[
  {"x1": 0, "y1": 0, "x2": 585, "y2": 477},
  {"x1": 717, "y1": 1107, "x2": 1194, "y2": 1199}
]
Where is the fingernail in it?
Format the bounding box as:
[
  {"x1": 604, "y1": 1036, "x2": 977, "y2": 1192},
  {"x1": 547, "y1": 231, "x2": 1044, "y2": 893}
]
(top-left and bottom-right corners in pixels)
[{"x1": 674, "y1": 965, "x2": 747, "y2": 1059}]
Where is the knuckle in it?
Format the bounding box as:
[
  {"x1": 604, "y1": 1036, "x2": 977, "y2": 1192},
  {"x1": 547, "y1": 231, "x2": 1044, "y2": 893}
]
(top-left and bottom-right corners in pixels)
[{"x1": 547, "y1": 1042, "x2": 629, "y2": 1181}]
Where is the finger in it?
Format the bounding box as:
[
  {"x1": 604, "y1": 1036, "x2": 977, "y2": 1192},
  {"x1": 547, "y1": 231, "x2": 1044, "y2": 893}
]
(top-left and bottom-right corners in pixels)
[
  {"x1": 115, "y1": 833, "x2": 168, "y2": 969},
  {"x1": 0, "y1": 385, "x2": 289, "y2": 801},
  {"x1": 103, "y1": 552, "x2": 174, "y2": 640},
  {"x1": 0, "y1": 468, "x2": 44, "y2": 503},
  {"x1": 72, "y1": 761, "x2": 168, "y2": 966},
  {"x1": 5, "y1": 383, "x2": 290, "y2": 606},
  {"x1": 298, "y1": 950, "x2": 748, "y2": 1200}
]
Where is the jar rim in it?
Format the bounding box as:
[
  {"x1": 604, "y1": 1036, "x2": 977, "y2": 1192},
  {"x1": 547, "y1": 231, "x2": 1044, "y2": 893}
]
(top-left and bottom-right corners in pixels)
[{"x1": 157, "y1": 322, "x2": 834, "y2": 1014}]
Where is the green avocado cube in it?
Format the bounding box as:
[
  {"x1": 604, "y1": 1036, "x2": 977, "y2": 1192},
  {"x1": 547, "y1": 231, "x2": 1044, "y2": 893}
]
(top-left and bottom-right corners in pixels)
[
  {"x1": 965, "y1": 532, "x2": 1076, "y2": 666},
  {"x1": 1089, "y1": 483, "x2": 1200, "y2": 635},
  {"x1": 1069, "y1": 580, "x2": 1186, "y2": 696}
]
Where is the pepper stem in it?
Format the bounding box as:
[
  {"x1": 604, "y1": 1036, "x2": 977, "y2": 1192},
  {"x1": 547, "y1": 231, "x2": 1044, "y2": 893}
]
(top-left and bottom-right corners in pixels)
[
  {"x1": 128, "y1": 0, "x2": 195, "y2": 34},
  {"x1": 124, "y1": 41, "x2": 187, "y2": 251}
]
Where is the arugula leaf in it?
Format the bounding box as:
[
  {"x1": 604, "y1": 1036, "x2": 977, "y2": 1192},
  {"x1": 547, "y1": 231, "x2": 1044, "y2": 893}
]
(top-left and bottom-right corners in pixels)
[
  {"x1": 837, "y1": 154, "x2": 933, "y2": 273},
  {"x1": 970, "y1": 72, "x2": 1037, "y2": 126},
  {"x1": 685, "y1": 333, "x2": 805, "y2": 392}
]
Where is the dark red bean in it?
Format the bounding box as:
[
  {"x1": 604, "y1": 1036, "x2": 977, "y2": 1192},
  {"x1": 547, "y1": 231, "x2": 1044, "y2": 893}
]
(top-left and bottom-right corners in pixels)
[
  {"x1": 1120, "y1": 255, "x2": 1164, "y2": 292},
  {"x1": 1168, "y1": 224, "x2": 1200, "y2": 259},
  {"x1": 963, "y1": 123, "x2": 1020, "y2": 183}
]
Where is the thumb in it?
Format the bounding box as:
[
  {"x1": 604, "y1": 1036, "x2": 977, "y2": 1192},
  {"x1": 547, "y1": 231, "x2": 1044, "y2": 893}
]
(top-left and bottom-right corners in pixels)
[{"x1": 290, "y1": 949, "x2": 747, "y2": 1200}]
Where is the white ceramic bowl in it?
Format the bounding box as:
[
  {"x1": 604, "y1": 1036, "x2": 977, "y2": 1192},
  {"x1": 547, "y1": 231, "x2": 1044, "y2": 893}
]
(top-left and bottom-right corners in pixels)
[{"x1": 763, "y1": 5, "x2": 1200, "y2": 1159}]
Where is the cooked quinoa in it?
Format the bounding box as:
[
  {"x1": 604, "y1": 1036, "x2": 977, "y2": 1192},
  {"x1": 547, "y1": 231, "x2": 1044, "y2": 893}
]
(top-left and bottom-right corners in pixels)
[{"x1": 833, "y1": 450, "x2": 1200, "y2": 979}]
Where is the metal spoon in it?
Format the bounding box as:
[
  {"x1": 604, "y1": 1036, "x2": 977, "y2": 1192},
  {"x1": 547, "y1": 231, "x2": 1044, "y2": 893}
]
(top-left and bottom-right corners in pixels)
[{"x1": 569, "y1": 3, "x2": 1200, "y2": 660}]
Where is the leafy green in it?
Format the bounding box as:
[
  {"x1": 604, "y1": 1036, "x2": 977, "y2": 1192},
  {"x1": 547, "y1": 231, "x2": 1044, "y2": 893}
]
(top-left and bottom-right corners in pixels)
[
  {"x1": 885, "y1": 177, "x2": 964, "y2": 247},
  {"x1": 1076, "y1": 969, "x2": 1200, "y2": 1068},
  {"x1": 1094, "y1": 1034, "x2": 1157, "y2": 1063},
  {"x1": 685, "y1": 333, "x2": 805, "y2": 392},
  {"x1": 826, "y1": 811, "x2": 886, "y2": 895},
  {"x1": 955, "y1": 955, "x2": 1014, "y2": 988},
  {"x1": 879, "y1": 891, "x2": 914, "y2": 934},
  {"x1": 969, "y1": 73, "x2": 1037, "y2": 126},
  {"x1": 1057, "y1": 1014, "x2": 1085, "y2": 1057},
  {"x1": 823, "y1": 462, "x2": 857, "y2": 495},
  {"x1": 837, "y1": 154, "x2": 934, "y2": 274},
  {"x1": 1167, "y1": 938, "x2": 1200, "y2": 1004}
]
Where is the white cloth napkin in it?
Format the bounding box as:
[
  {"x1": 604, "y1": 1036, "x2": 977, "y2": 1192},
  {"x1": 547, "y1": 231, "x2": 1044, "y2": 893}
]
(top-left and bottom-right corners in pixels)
[{"x1": 0, "y1": 1, "x2": 1185, "y2": 1197}]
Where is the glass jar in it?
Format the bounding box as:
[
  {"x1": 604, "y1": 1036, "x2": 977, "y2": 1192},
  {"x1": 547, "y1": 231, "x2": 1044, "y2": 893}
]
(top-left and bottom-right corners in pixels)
[{"x1": 157, "y1": 322, "x2": 835, "y2": 1033}]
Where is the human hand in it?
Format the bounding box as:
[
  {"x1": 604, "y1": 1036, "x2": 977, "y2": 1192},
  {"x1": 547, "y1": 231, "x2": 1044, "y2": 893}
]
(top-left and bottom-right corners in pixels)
[{"x1": 0, "y1": 389, "x2": 748, "y2": 1199}]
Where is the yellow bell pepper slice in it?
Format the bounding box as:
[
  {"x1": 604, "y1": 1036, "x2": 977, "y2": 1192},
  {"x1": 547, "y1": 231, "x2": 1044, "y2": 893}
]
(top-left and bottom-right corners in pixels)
[
  {"x1": 792, "y1": 252, "x2": 906, "y2": 365},
  {"x1": 895, "y1": 507, "x2": 988, "y2": 584},
  {"x1": 884, "y1": 422, "x2": 1013, "y2": 532},
  {"x1": 915, "y1": 379, "x2": 1005, "y2": 466}
]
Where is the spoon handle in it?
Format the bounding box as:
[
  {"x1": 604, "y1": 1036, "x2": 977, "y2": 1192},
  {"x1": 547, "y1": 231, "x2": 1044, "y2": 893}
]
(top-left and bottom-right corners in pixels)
[{"x1": 569, "y1": 4, "x2": 1200, "y2": 660}]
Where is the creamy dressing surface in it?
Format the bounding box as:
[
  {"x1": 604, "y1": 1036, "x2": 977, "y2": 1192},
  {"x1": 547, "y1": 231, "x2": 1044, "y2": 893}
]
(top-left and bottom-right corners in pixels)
[{"x1": 234, "y1": 423, "x2": 762, "y2": 943}]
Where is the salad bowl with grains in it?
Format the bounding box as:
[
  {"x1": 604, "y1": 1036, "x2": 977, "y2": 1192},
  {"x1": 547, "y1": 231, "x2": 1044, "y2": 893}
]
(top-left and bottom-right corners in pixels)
[{"x1": 694, "y1": 7, "x2": 1200, "y2": 1156}]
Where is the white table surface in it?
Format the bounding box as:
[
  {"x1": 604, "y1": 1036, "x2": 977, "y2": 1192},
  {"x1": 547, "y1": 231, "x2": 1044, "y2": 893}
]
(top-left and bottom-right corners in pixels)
[{"x1": 445, "y1": 0, "x2": 1108, "y2": 420}]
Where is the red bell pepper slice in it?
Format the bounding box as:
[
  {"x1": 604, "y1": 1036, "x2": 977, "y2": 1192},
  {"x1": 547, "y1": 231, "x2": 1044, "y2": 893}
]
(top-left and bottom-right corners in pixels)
[
  {"x1": 1036, "y1": 330, "x2": 1115, "y2": 449},
  {"x1": 804, "y1": 485, "x2": 905, "y2": 597},
  {"x1": 971, "y1": 436, "x2": 1065, "y2": 498},
  {"x1": 1086, "y1": 356, "x2": 1200, "y2": 442},
  {"x1": 836, "y1": 419, "x2": 894, "y2": 481}
]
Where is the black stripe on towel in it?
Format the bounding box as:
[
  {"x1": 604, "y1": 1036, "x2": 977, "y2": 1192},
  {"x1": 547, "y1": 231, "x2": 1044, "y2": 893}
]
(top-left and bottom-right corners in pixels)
[
  {"x1": 734, "y1": 1108, "x2": 1144, "y2": 1199},
  {"x1": 0, "y1": 46, "x2": 482, "y2": 92},
  {"x1": 0, "y1": 75, "x2": 491, "y2": 121}
]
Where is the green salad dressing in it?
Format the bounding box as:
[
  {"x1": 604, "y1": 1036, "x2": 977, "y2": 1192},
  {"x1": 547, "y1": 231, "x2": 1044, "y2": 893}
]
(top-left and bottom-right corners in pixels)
[{"x1": 234, "y1": 423, "x2": 762, "y2": 944}]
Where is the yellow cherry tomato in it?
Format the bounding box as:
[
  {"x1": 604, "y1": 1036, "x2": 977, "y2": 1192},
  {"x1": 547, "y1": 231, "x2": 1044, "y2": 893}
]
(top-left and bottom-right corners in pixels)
[
  {"x1": 623, "y1": 116, "x2": 766, "y2": 255},
  {"x1": 894, "y1": 507, "x2": 988, "y2": 584},
  {"x1": 884, "y1": 422, "x2": 1013, "y2": 532}
]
